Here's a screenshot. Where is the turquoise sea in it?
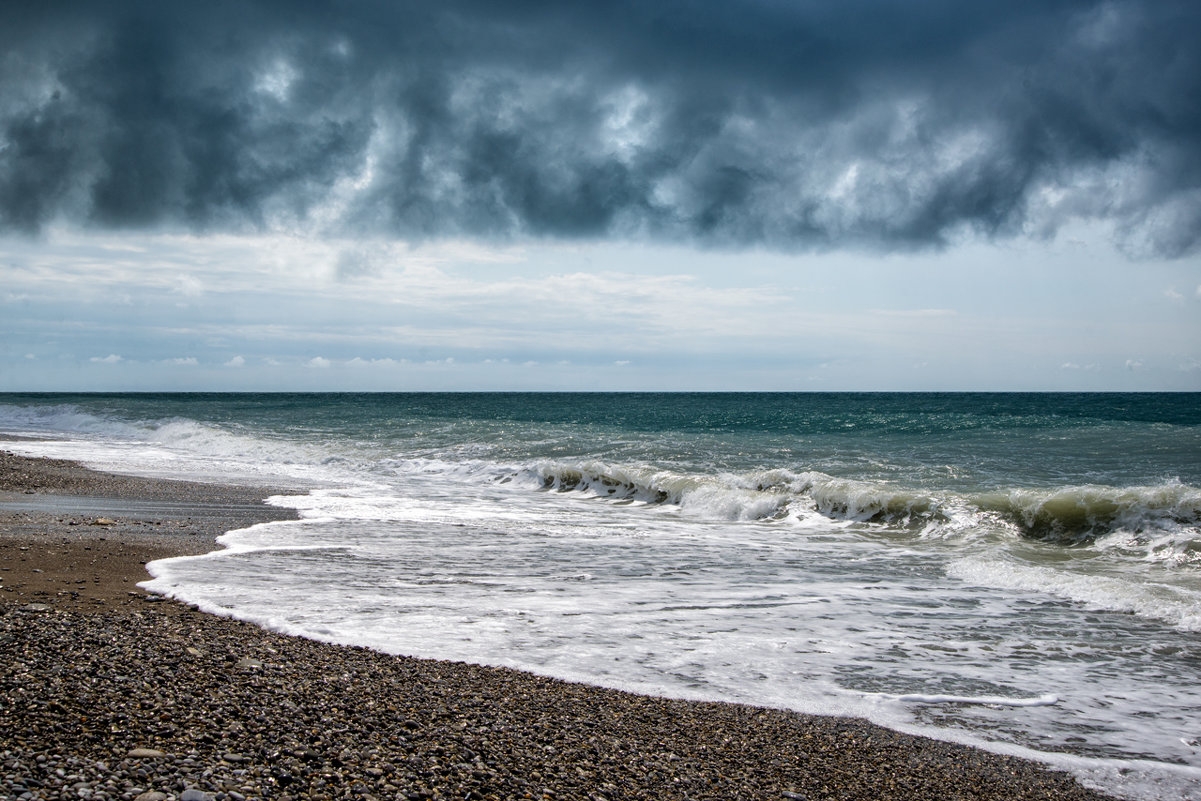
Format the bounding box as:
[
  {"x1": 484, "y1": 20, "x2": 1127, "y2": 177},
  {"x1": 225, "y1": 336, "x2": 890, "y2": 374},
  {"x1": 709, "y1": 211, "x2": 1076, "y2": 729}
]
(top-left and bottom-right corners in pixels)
[{"x1": 2, "y1": 393, "x2": 1199, "y2": 799}]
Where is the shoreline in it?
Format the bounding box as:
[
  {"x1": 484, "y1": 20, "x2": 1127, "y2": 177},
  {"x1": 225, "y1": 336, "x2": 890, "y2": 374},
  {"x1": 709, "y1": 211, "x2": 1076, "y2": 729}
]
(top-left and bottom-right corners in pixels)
[
  {"x1": 0, "y1": 450, "x2": 1120, "y2": 800},
  {"x1": 0, "y1": 447, "x2": 298, "y2": 614}
]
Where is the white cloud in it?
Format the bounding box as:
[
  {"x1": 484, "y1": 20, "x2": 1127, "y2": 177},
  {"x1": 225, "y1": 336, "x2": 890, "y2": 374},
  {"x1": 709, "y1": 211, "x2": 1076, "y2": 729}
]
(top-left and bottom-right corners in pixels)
[
  {"x1": 1125, "y1": 359, "x2": 1143, "y2": 370},
  {"x1": 870, "y1": 308, "x2": 958, "y2": 318},
  {"x1": 254, "y1": 57, "x2": 298, "y2": 101},
  {"x1": 307, "y1": 356, "x2": 331, "y2": 368},
  {"x1": 225, "y1": 355, "x2": 246, "y2": 367},
  {"x1": 89, "y1": 354, "x2": 122, "y2": 364},
  {"x1": 167, "y1": 357, "x2": 198, "y2": 366},
  {"x1": 347, "y1": 356, "x2": 400, "y2": 367},
  {"x1": 23, "y1": 353, "x2": 35, "y2": 360},
  {"x1": 334, "y1": 249, "x2": 381, "y2": 281},
  {"x1": 175, "y1": 275, "x2": 204, "y2": 297},
  {"x1": 1164, "y1": 288, "x2": 1184, "y2": 302}
]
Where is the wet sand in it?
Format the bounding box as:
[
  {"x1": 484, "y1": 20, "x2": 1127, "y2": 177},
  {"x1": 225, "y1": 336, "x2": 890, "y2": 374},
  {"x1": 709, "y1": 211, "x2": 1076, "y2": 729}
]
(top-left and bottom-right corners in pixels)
[
  {"x1": 0, "y1": 449, "x2": 1120, "y2": 800},
  {"x1": 0, "y1": 448, "x2": 298, "y2": 614}
]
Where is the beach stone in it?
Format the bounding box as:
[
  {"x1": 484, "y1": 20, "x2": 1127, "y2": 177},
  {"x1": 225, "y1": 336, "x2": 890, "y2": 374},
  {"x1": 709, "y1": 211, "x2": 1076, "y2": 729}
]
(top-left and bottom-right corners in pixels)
[
  {"x1": 21, "y1": 603, "x2": 52, "y2": 612},
  {"x1": 92, "y1": 518, "x2": 117, "y2": 526},
  {"x1": 133, "y1": 793, "x2": 167, "y2": 801},
  {"x1": 126, "y1": 748, "x2": 167, "y2": 758},
  {"x1": 180, "y1": 790, "x2": 213, "y2": 801},
  {"x1": 234, "y1": 657, "x2": 263, "y2": 669}
]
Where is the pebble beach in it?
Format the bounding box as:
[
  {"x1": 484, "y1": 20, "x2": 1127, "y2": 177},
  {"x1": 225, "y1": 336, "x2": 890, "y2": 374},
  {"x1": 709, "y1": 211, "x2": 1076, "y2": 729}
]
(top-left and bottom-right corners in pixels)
[{"x1": 0, "y1": 449, "x2": 1121, "y2": 801}]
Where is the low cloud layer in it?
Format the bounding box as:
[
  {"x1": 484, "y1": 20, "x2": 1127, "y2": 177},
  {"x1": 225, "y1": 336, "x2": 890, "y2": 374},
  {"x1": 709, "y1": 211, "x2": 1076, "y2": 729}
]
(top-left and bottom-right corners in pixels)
[{"x1": 2, "y1": 1, "x2": 1199, "y2": 255}]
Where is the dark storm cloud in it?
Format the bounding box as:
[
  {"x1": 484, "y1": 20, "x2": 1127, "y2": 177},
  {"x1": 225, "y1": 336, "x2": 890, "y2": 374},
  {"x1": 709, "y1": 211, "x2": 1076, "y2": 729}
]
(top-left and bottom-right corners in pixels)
[{"x1": 1, "y1": 0, "x2": 1199, "y2": 255}]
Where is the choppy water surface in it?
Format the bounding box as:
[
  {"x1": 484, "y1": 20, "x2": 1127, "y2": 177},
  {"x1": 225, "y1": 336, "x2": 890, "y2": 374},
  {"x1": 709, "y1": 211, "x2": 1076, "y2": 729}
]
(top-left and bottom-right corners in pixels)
[{"x1": 2, "y1": 393, "x2": 1199, "y2": 800}]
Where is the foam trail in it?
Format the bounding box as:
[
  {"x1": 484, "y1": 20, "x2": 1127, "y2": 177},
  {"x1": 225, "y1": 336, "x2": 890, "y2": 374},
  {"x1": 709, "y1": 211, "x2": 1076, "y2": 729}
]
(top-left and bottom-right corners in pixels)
[
  {"x1": 877, "y1": 692, "x2": 1060, "y2": 707},
  {"x1": 946, "y1": 555, "x2": 1201, "y2": 632}
]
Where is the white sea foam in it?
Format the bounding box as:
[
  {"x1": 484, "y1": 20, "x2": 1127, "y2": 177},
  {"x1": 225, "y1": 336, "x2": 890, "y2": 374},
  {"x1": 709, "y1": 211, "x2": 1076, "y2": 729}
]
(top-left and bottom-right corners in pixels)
[
  {"x1": 946, "y1": 554, "x2": 1201, "y2": 631},
  {"x1": 0, "y1": 403, "x2": 359, "y2": 486},
  {"x1": 869, "y1": 691, "x2": 1061, "y2": 707}
]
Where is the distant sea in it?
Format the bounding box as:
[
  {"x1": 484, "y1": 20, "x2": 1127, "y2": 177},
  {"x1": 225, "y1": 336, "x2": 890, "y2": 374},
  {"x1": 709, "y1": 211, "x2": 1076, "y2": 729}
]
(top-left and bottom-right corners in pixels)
[{"x1": 2, "y1": 393, "x2": 1199, "y2": 800}]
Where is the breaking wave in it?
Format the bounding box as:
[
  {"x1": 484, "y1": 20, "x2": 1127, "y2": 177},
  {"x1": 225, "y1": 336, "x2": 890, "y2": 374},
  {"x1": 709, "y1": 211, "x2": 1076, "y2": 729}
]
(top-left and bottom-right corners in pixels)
[
  {"x1": 0, "y1": 401, "x2": 358, "y2": 485},
  {"x1": 519, "y1": 460, "x2": 1201, "y2": 560},
  {"x1": 974, "y1": 484, "x2": 1201, "y2": 544}
]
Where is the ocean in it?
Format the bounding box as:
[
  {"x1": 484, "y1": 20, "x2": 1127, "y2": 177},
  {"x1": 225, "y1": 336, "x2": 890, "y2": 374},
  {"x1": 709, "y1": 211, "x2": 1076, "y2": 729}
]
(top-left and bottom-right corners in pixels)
[{"x1": 1, "y1": 392, "x2": 1199, "y2": 799}]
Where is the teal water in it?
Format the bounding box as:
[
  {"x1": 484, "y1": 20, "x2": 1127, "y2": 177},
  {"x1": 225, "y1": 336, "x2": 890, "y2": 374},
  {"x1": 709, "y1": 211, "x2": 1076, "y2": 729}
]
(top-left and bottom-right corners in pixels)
[
  {"x1": 2, "y1": 393, "x2": 1200, "y2": 799},
  {"x1": 9, "y1": 390, "x2": 1199, "y2": 481}
]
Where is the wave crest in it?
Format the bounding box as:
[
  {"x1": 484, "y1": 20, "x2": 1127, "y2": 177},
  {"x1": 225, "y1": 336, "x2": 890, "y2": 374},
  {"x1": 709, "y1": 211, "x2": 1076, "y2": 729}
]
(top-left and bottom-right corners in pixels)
[
  {"x1": 975, "y1": 483, "x2": 1201, "y2": 545},
  {"x1": 518, "y1": 461, "x2": 1201, "y2": 558}
]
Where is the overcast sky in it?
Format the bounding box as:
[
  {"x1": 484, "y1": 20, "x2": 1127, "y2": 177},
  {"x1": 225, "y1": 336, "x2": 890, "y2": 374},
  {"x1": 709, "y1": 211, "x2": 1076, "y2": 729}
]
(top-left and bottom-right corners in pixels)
[{"x1": 2, "y1": 0, "x2": 1199, "y2": 391}]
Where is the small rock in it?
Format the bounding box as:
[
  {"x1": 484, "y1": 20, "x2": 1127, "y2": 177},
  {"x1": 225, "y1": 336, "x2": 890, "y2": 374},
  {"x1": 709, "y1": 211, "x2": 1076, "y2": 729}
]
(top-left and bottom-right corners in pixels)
[
  {"x1": 21, "y1": 603, "x2": 52, "y2": 612},
  {"x1": 180, "y1": 790, "x2": 213, "y2": 801},
  {"x1": 134, "y1": 793, "x2": 167, "y2": 801},
  {"x1": 126, "y1": 748, "x2": 167, "y2": 758},
  {"x1": 92, "y1": 518, "x2": 117, "y2": 526},
  {"x1": 234, "y1": 657, "x2": 264, "y2": 669}
]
